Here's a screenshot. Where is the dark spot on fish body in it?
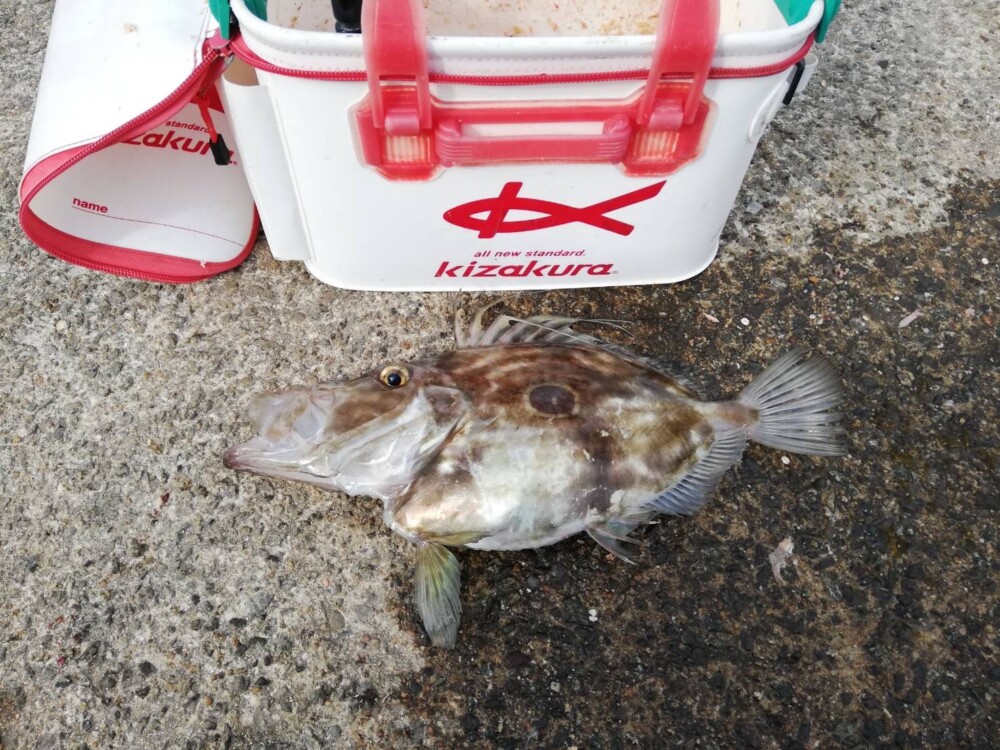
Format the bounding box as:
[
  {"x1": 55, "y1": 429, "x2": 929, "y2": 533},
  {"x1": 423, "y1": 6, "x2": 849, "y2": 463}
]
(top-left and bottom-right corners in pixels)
[{"x1": 529, "y1": 385, "x2": 576, "y2": 416}]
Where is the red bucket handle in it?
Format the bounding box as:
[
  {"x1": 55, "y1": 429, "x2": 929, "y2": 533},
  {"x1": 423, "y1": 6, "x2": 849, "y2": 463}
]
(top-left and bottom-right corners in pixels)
[
  {"x1": 355, "y1": 0, "x2": 719, "y2": 180},
  {"x1": 638, "y1": 0, "x2": 719, "y2": 128}
]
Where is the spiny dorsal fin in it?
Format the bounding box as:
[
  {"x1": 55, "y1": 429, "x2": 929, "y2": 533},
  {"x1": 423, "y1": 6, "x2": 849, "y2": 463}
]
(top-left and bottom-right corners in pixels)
[
  {"x1": 414, "y1": 543, "x2": 462, "y2": 648},
  {"x1": 469, "y1": 312, "x2": 591, "y2": 348},
  {"x1": 454, "y1": 299, "x2": 504, "y2": 348},
  {"x1": 646, "y1": 428, "x2": 747, "y2": 515},
  {"x1": 457, "y1": 302, "x2": 620, "y2": 348}
]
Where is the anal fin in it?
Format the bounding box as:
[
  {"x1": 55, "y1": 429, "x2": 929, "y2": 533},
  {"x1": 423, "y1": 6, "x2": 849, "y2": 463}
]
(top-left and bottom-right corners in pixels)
[
  {"x1": 414, "y1": 543, "x2": 462, "y2": 648},
  {"x1": 646, "y1": 428, "x2": 747, "y2": 515}
]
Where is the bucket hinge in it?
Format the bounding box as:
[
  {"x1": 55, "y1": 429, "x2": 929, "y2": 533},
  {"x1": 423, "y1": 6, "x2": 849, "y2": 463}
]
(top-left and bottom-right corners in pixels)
[
  {"x1": 625, "y1": 0, "x2": 718, "y2": 175},
  {"x1": 356, "y1": 0, "x2": 436, "y2": 180}
]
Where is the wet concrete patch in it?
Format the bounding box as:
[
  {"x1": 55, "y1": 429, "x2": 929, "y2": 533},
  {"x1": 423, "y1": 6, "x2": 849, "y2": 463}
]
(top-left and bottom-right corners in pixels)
[{"x1": 392, "y1": 179, "x2": 999, "y2": 748}]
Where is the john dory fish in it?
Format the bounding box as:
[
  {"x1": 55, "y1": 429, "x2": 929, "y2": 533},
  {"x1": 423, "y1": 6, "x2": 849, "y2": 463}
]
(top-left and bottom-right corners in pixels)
[{"x1": 224, "y1": 309, "x2": 845, "y2": 647}]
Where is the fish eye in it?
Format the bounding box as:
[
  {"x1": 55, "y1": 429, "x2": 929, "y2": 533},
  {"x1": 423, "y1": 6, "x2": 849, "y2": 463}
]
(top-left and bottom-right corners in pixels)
[{"x1": 379, "y1": 366, "x2": 410, "y2": 388}]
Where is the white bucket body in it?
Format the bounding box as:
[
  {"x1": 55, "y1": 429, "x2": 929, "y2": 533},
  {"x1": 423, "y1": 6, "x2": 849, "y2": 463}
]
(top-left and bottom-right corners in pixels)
[{"x1": 223, "y1": 0, "x2": 824, "y2": 290}]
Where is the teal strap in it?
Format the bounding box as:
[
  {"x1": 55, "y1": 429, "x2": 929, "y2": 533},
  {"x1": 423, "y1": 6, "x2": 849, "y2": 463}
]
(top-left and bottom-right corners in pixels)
[
  {"x1": 816, "y1": 0, "x2": 841, "y2": 42},
  {"x1": 208, "y1": 0, "x2": 231, "y2": 39},
  {"x1": 246, "y1": 0, "x2": 268, "y2": 21},
  {"x1": 772, "y1": 0, "x2": 840, "y2": 42},
  {"x1": 209, "y1": 0, "x2": 268, "y2": 40}
]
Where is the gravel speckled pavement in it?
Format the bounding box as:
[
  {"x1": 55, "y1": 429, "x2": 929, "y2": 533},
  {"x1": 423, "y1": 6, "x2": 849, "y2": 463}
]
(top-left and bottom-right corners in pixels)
[{"x1": 1, "y1": 1, "x2": 998, "y2": 748}]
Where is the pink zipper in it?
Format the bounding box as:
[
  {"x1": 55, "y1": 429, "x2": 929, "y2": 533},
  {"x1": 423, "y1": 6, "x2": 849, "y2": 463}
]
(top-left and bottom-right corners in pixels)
[
  {"x1": 228, "y1": 33, "x2": 814, "y2": 85},
  {"x1": 19, "y1": 48, "x2": 256, "y2": 283}
]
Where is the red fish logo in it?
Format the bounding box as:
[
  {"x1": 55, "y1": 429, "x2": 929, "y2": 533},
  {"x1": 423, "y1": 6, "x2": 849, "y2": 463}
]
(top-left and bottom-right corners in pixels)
[{"x1": 443, "y1": 181, "x2": 666, "y2": 239}]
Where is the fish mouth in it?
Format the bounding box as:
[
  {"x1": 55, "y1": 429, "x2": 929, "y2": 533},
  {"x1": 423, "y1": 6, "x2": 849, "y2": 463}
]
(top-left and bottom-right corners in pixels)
[
  {"x1": 224, "y1": 383, "x2": 468, "y2": 497},
  {"x1": 222, "y1": 440, "x2": 267, "y2": 472},
  {"x1": 223, "y1": 436, "x2": 307, "y2": 477},
  {"x1": 223, "y1": 385, "x2": 346, "y2": 481},
  {"x1": 221, "y1": 446, "x2": 242, "y2": 471},
  {"x1": 223, "y1": 439, "x2": 339, "y2": 488}
]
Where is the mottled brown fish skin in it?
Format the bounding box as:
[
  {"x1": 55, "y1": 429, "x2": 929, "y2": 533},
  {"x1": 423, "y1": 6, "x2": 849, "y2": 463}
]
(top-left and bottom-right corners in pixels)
[
  {"x1": 438, "y1": 344, "x2": 707, "y2": 479},
  {"x1": 434, "y1": 344, "x2": 697, "y2": 411},
  {"x1": 389, "y1": 344, "x2": 712, "y2": 547},
  {"x1": 323, "y1": 382, "x2": 409, "y2": 434}
]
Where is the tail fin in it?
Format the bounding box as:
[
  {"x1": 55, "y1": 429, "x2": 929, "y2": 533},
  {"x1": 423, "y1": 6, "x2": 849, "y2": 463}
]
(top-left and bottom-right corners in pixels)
[{"x1": 739, "y1": 348, "x2": 846, "y2": 457}]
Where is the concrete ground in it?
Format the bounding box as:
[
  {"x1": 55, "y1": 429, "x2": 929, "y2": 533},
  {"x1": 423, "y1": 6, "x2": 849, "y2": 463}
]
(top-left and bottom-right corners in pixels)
[{"x1": 1, "y1": 0, "x2": 998, "y2": 748}]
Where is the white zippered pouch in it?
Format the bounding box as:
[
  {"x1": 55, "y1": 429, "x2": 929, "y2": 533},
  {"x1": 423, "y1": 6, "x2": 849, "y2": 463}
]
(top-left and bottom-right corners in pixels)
[{"x1": 19, "y1": 0, "x2": 257, "y2": 282}]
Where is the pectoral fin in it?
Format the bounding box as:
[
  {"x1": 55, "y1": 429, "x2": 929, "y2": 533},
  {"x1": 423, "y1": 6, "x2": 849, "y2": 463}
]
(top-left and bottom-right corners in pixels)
[{"x1": 414, "y1": 543, "x2": 462, "y2": 648}]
